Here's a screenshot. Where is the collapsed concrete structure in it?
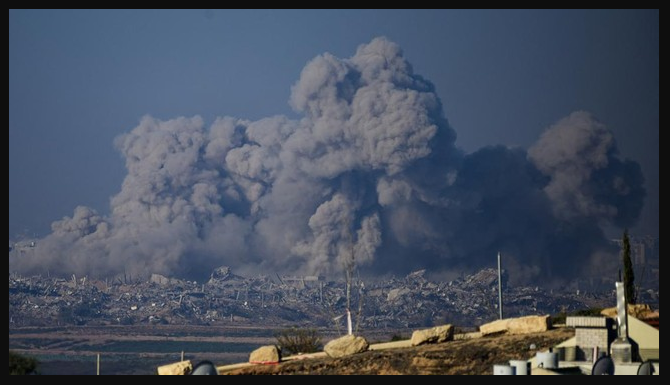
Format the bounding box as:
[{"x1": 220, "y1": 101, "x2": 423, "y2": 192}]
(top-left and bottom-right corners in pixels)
[{"x1": 9, "y1": 267, "x2": 653, "y2": 329}]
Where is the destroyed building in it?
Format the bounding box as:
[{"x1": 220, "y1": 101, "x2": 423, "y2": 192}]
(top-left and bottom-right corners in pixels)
[{"x1": 8, "y1": 267, "x2": 657, "y2": 329}]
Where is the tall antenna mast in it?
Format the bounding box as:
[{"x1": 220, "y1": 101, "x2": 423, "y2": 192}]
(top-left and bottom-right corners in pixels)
[{"x1": 498, "y1": 252, "x2": 504, "y2": 320}]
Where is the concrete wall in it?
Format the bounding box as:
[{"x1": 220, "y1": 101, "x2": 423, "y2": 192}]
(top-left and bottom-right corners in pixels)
[{"x1": 575, "y1": 328, "x2": 609, "y2": 361}]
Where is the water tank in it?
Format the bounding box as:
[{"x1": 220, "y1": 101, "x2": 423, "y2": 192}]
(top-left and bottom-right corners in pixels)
[
  {"x1": 493, "y1": 365, "x2": 516, "y2": 375},
  {"x1": 536, "y1": 352, "x2": 558, "y2": 369},
  {"x1": 509, "y1": 360, "x2": 530, "y2": 375}
]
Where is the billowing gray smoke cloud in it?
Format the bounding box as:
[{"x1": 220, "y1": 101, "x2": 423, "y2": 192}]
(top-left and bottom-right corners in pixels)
[
  {"x1": 528, "y1": 111, "x2": 645, "y2": 228},
  {"x1": 11, "y1": 38, "x2": 645, "y2": 284}
]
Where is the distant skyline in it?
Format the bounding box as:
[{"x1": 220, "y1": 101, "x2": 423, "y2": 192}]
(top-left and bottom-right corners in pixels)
[{"x1": 10, "y1": 9, "x2": 658, "y2": 239}]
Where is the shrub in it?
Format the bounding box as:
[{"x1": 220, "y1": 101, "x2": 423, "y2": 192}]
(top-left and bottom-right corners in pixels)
[
  {"x1": 9, "y1": 351, "x2": 38, "y2": 375},
  {"x1": 275, "y1": 328, "x2": 322, "y2": 355}
]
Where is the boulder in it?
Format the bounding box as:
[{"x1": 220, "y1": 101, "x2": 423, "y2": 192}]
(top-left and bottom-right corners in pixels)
[
  {"x1": 249, "y1": 345, "x2": 281, "y2": 364},
  {"x1": 411, "y1": 324, "x2": 454, "y2": 346},
  {"x1": 324, "y1": 335, "x2": 369, "y2": 358},
  {"x1": 157, "y1": 360, "x2": 192, "y2": 375},
  {"x1": 480, "y1": 315, "x2": 551, "y2": 336},
  {"x1": 601, "y1": 304, "x2": 653, "y2": 319}
]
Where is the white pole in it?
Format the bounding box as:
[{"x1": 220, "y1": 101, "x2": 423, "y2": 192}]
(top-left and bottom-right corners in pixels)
[
  {"x1": 346, "y1": 309, "x2": 353, "y2": 336},
  {"x1": 97, "y1": 353, "x2": 100, "y2": 376},
  {"x1": 498, "y1": 252, "x2": 504, "y2": 320}
]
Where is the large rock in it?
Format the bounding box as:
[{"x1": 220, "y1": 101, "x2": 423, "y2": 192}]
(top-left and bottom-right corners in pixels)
[
  {"x1": 601, "y1": 304, "x2": 653, "y2": 319},
  {"x1": 249, "y1": 345, "x2": 281, "y2": 364},
  {"x1": 411, "y1": 324, "x2": 454, "y2": 346},
  {"x1": 479, "y1": 319, "x2": 509, "y2": 335},
  {"x1": 480, "y1": 315, "x2": 551, "y2": 336},
  {"x1": 157, "y1": 360, "x2": 192, "y2": 375},
  {"x1": 324, "y1": 335, "x2": 369, "y2": 358}
]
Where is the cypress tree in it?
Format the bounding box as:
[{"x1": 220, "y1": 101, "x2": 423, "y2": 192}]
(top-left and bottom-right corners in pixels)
[{"x1": 622, "y1": 229, "x2": 636, "y2": 304}]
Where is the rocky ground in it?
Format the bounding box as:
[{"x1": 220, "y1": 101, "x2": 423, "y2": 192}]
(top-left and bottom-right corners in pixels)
[{"x1": 223, "y1": 328, "x2": 575, "y2": 375}]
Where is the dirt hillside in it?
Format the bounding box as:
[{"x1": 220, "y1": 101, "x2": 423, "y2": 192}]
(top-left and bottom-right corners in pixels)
[{"x1": 225, "y1": 328, "x2": 574, "y2": 375}]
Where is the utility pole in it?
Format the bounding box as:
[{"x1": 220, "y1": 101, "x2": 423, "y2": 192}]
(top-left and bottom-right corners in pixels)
[{"x1": 498, "y1": 252, "x2": 504, "y2": 320}]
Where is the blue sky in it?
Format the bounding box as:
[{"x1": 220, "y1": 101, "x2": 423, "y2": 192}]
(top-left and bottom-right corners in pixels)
[{"x1": 9, "y1": 9, "x2": 658, "y2": 239}]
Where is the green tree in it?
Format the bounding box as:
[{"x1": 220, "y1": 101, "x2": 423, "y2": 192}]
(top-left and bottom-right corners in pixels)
[{"x1": 622, "y1": 229, "x2": 636, "y2": 304}]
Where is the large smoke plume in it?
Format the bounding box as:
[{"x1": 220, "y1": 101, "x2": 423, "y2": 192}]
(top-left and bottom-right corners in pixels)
[{"x1": 11, "y1": 38, "x2": 645, "y2": 284}]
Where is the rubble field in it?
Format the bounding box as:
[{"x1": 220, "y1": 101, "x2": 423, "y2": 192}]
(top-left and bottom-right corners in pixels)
[{"x1": 10, "y1": 267, "x2": 647, "y2": 329}]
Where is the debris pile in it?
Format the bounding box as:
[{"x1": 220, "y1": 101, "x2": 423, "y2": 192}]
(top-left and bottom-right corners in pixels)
[{"x1": 9, "y1": 267, "x2": 649, "y2": 329}]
